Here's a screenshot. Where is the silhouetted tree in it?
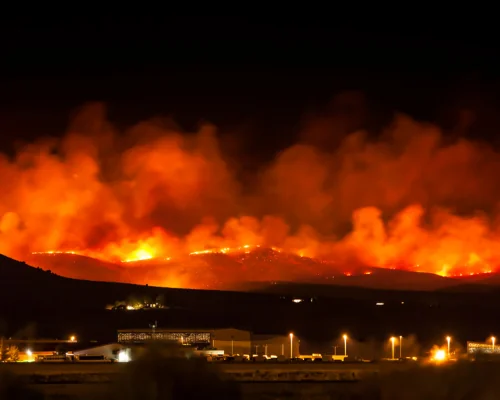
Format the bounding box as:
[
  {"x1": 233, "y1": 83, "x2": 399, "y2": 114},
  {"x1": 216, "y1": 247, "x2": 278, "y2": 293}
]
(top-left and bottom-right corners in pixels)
[{"x1": 7, "y1": 345, "x2": 19, "y2": 362}]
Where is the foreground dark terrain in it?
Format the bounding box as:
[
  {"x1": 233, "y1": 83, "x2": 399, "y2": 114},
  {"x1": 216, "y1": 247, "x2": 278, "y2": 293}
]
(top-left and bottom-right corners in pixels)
[
  {"x1": 3, "y1": 353, "x2": 500, "y2": 399},
  {"x1": 2, "y1": 254, "x2": 500, "y2": 349}
]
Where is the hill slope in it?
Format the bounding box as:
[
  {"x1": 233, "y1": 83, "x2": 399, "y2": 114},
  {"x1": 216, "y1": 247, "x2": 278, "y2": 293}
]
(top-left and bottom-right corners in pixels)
[
  {"x1": 26, "y1": 247, "x2": 471, "y2": 292},
  {"x1": 3, "y1": 254, "x2": 500, "y2": 346}
]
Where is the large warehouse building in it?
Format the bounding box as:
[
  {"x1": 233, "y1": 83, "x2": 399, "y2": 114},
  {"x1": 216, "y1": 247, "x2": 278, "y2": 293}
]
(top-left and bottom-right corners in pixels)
[
  {"x1": 117, "y1": 328, "x2": 300, "y2": 357},
  {"x1": 467, "y1": 341, "x2": 500, "y2": 356}
]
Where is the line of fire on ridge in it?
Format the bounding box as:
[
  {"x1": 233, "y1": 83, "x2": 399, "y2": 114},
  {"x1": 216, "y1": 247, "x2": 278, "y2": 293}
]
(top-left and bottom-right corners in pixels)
[{"x1": 29, "y1": 246, "x2": 496, "y2": 279}]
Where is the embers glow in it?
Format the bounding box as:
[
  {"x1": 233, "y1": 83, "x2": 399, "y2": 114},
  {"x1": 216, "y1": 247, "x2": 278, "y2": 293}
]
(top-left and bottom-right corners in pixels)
[
  {"x1": 29, "y1": 243, "x2": 498, "y2": 287},
  {"x1": 122, "y1": 249, "x2": 154, "y2": 263},
  {"x1": 31, "y1": 251, "x2": 78, "y2": 256},
  {"x1": 189, "y1": 244, "x2": 256, "y2": 256}
]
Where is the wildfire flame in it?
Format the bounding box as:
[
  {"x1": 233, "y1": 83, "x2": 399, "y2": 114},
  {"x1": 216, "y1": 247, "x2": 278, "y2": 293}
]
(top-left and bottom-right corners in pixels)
[{"x1": 2, "y1": 103, "x2": 500, "y2": 286}]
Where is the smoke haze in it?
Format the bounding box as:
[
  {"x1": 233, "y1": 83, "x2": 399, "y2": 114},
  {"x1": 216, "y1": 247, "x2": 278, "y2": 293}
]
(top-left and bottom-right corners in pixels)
[{"x1": 2, "y1": 97, "x2": 500, "y2": 283}]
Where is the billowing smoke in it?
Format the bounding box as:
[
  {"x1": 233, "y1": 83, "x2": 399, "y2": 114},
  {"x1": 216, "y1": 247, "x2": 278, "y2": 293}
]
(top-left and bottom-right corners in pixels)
[{"x1": 2, "y1": 98, "x2": 500, "y2": 285}]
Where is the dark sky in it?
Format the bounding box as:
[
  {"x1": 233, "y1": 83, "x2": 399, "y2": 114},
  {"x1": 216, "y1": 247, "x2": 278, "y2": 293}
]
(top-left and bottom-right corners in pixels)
[{"x1": 1, "y1": 16, "x2": 499, "y2": 158}]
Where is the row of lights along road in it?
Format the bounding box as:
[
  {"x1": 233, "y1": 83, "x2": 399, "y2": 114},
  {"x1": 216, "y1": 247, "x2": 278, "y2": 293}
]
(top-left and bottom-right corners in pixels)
[{"x1": 288, "y1": 334, "x2": 498, "y2": 359}]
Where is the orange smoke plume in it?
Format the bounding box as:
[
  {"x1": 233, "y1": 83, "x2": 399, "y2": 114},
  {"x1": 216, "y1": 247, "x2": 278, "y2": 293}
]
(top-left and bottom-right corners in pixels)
[{"x1": 2, "y1": 101, "x2": 500, "y2": 287}]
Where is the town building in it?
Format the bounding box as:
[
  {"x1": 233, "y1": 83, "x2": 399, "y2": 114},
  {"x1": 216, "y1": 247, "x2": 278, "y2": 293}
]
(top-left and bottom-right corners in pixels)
[
  {"x1": 117, "y1": 328, "x2": 300, "y2": 357},
  {"x1": 467, "y1": 341, "x2": 500, "y2": 358}
]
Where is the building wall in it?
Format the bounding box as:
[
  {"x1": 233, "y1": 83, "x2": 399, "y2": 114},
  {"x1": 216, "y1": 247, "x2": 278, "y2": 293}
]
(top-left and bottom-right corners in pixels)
[
  {"x1": 212, "y1": 339, "x2": 251, "y2": 355},
  {"x1": 18, "y1": 351, "x2": 53, "y2": 362},
  {"x1": 213, "y1": 329, "x2": 251, "y2": 342},
  {"x1": 118, "y1": 330, "x2": 212, "y2": 344},
  {"x1": 115, "y1": 329, "x2": 299, "y2": 357},
  {"x1": 467, "y1": 342, "x2": 500, "y2": 355},
  {"x1": 117, "y1": 328, "x2": 251, "y2": 346}
]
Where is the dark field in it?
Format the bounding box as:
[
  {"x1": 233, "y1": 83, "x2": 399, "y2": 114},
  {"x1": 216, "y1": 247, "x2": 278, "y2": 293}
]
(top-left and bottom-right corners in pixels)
[
  {"x1": 1, "y1": 361, "x2": 394, "y2": 375},
  {"x1": 4, "y1": 361, "x2": 500, "y2": 399},
  {"x1": 33, "y1": 382, "x2": 365, "y2": 400}
]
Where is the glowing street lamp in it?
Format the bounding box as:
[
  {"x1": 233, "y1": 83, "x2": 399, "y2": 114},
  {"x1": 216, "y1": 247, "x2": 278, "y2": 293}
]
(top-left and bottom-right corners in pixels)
[
  {"x1": 70, "y1": 336, "x2": 76, "y2": 342},
  {"x1": 289, "y1": 333, "x2": 294, "y2": 358},
  {"x1": 492, "y1": 336, "x2": 496, "y2": 351},
  {"x1": 390, "y1": 337, "x2": 395, "y2": 360},
  {"x1": 343, "y1": 334, "x2": 348, "y2": 356},
  {"x1": 446, "y1": 336, "x2": 451, "y2": 357},
  {"x1": 399, "y1": 336, "x2": 403, "y2": 359}
]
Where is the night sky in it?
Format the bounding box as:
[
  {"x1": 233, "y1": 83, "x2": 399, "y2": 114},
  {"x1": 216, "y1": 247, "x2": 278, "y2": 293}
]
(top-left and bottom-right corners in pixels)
[{"x1": 1, "y1": 16, "x2": 499, "y2": 160}]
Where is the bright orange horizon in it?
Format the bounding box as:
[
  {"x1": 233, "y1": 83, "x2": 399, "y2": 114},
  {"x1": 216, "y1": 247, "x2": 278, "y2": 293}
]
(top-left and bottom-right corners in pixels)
[{"x1": 3, "y1": 104, "x2": 500, "y2": 287}]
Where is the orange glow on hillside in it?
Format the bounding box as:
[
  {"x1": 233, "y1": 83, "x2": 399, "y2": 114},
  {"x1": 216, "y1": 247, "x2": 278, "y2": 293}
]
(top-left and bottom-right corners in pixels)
[{"x1": 3, "y1": 104, "x2": 500, "y2": 287}]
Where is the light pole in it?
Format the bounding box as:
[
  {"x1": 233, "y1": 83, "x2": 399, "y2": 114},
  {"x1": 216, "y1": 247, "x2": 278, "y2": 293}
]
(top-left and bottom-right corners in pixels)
[
  {"x1": 149, "y1": 321, "x2": 157, "y2": 341},
  {"x1": 343, "y1": 334, "x2": 347, "y2": 356},
  {"x1": 231, "y1": 336, "x2": 234, "y2": 355},
  {"x1": 446, "y1": 336, "x2": 451, "y2": 357},
  {"x1": 390, "y1": 337, "x2": 395, "y2": 360},
  {"x1": 399, "y1": 336, "x2": 403, "y2": 359},
  {"x1": 289, "y1": 333, "x2": 294, "y2": 358},
  {"x1": 492, "y1": 336, "x2": 496, "y2": 351}
]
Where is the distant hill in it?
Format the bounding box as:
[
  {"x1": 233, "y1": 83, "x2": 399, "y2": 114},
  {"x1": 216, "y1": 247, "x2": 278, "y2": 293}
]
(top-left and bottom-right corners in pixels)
[
  {"x1": 3, "y1": 253, "x2": 500, "y2": 346},
  {"x1": 283, "y1": 267, "x2": 458, "y2": 291},
  {"x1": 1, "y1": 253, "x2": 496, "y2": 309},
  {"x1": 26, "y1": 253, "x2": 124, "y2": 283},
  {"x1": 22, "y1": 247, "x2": 479, "y2": 292}
]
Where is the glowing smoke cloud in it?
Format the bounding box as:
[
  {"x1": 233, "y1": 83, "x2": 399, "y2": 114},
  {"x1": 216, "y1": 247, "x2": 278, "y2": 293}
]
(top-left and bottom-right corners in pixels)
[{"x1": 2, "y1": 101, "x2": 500, "y2": 286}]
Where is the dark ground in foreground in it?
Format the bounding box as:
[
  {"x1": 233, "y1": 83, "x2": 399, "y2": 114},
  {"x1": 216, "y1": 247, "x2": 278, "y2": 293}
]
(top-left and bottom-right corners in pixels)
[
  {"x1": 33, "y1": 382, "x2": 366, "y2": 400},
  {"x1": 0, "y1": 361, "x2": 401, "y2": 375},
  {"x1": 4, "y1": 360, "x2": 500, "y2": 399}
]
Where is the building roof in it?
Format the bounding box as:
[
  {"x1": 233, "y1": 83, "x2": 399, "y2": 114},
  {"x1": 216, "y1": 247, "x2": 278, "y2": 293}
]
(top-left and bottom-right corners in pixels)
[
  {"x1": 5, "y1": 341, "x2": 106, "y2": 353},
  {"x1": 117, "y1": 328, "x2": 246, "y2": 333},
  {"x1": 252, "y1": 334, "x2": 288, "y2": 341},
  {"x1": 73, "y1": 343, "x2": 123, "y2": 355}
]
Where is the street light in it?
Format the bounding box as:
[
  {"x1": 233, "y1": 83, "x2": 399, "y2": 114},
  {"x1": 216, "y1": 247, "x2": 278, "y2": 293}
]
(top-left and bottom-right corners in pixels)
[
  {"x1": 399, "y1": 336, "x2": 403, "y2": 359},
  {"x1": 446, "y1": 336, "x2": 451, "y2": 357},
  {"x1": 343, "y1": 334, "x2": 347, "y2": 357},
  {"x1": 390, "y1": 337, "x2": 395, "y2": 360},
  {"x1": 289, "y1": 333, "x2": 294, "y2": 358},
  {"x1": 492, "y1": 336, "x2": 496, "y2": 351}
]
